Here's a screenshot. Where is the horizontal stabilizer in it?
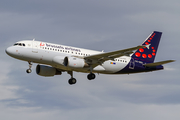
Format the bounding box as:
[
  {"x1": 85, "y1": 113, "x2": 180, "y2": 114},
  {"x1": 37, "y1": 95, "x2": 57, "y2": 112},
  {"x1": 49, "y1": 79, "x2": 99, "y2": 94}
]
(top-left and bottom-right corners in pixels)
[{"x1": 144, "y1": 60, "x2": 175, "y2": 67}]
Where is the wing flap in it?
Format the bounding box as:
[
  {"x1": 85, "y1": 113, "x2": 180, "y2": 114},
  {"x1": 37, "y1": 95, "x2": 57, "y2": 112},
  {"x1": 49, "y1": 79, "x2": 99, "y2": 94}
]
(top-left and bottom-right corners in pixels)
[{"x1": 143, "y1": 60, "x2": 175, "y2": 67}]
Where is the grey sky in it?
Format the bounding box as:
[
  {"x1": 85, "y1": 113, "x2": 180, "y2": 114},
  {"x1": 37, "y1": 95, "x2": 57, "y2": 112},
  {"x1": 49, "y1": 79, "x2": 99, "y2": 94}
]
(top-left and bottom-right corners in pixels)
[{"x1": 0, "y1": 0, "x2": 180, "y2": 120}]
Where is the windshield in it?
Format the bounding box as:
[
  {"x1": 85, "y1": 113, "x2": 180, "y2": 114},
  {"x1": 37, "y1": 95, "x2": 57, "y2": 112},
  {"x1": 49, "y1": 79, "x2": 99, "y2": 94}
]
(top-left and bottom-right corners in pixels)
[{"x1": 14, "y1": 43, "x2": 25, "y2": 46}]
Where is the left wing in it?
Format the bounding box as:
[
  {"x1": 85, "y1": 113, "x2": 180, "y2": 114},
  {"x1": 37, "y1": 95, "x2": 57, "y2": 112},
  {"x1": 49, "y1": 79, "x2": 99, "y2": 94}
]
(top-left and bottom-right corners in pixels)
[{"x1": 84, "y1": 45, "x2": 144, "y2": 67}]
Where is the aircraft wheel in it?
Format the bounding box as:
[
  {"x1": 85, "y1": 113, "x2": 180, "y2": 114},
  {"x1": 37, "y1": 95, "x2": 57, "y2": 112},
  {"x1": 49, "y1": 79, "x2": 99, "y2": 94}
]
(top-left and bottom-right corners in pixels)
[
  {"x1": 87, "y1": 73, "x2": 96, "y2": 80},
  {"x1": 68, "y1": 78, "x2": 77, "y2": 85},
  {"x1": 26, "y1": 69, "x2": 32, "y2": 73}
]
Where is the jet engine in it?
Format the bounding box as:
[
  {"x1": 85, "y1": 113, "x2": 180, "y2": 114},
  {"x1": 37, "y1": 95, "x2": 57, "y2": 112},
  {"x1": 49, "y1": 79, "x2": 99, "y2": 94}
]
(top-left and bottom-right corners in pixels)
[
  {"x1": 36, "y1": 65, "x2": 62, "y2": 77},
  {"x1": 52, "y1": 56, "x2": 65, "y2": 65},
  {"x1": 64, "y1": 56, "x2": 88, "y2": 68}
]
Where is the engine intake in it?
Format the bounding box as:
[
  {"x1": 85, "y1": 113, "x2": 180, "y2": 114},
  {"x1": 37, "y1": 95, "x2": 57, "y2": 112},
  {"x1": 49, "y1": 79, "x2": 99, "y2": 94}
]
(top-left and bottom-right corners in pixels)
[{"x1": 36, "y1": 65, "x2": 61, "y2": 77}]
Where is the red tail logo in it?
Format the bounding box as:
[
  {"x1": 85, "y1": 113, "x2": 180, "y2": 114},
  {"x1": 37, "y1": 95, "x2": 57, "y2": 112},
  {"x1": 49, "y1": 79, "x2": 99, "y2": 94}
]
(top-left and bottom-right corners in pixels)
[
  {"x1": 132, "y1": 31, "x2": 162, "y2": 63},
  {"x1": 134, "y1": 33, "x2": 156, "y2": 59}
]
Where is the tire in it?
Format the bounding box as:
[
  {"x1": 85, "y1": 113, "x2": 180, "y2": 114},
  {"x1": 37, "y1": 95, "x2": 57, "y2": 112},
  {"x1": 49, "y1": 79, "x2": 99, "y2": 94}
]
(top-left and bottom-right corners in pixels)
[
  {"x1": 68, "y1": 78, "x2": 77, "y2": 85},
  {"x1": 26, "y1": 69, "x2": 32, "y2": 73},
  {"x1": 87, "y1": 73, "x2": 96, "y2": 80}
]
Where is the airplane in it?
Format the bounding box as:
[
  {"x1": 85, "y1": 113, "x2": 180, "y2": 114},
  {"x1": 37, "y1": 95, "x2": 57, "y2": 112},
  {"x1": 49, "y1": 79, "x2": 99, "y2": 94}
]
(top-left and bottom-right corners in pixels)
[{"x1": 5, "y1": 31, "x2": 174, "y2": 85}]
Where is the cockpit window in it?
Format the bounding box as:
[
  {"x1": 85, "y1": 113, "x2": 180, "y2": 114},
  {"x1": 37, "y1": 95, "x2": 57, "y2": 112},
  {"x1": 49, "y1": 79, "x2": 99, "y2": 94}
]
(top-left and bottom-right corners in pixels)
[{"x1": 14, "y1": 43, "x2": 26, "y2": 46}]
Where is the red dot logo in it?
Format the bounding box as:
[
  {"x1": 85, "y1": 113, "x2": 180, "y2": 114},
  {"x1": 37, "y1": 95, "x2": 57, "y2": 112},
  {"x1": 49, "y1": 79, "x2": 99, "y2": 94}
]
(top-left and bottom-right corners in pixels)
[
  {"x1": 139, "y1": 48, "x2": 144, "y2": 52},
  {"x1": 148, "y1": 54, "x2": 152, "y2": 58},
  {"x1": 152, "y1": 53, "x2": 156, "y2": 56},
  {"x1": 142, "y1": 54, "x2": 147, "y2": 58},
  {"x1": 153, "y1": 49, "x2": 156, "y2": 52},
  {"x1": 148, "y1": 40, "x2": 151, "y2": 42},
  {"x1": 135, "y1": 52, "x2": 141, "y2": 57},
  {"x1": 152, "y1": 47, "x2": 154, "y2": 49},
  {"x1": 145, "y1": 42, "x2": 149, "y2": 45}
]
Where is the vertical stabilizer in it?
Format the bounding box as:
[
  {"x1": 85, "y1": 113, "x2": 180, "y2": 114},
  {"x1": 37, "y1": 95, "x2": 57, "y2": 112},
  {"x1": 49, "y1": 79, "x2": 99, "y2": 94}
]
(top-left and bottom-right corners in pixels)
[{"x1": 131, "y1": 31, "x2": 162, "y2": 63}]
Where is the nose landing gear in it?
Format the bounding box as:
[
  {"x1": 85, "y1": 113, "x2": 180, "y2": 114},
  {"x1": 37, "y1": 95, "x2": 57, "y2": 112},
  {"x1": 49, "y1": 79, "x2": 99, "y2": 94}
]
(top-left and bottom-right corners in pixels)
[{"x1": 26, "y1": 61, "x2": 32, "y2": 73}]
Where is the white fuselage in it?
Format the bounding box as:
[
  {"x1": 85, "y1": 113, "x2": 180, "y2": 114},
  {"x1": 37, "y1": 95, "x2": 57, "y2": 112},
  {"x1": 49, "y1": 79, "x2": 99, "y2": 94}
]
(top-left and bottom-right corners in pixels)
[
  {"x1": 6, "y1": 31, "x2": 169, "y2": 85},
  {"x1": 6, "y1": 40, "x2": 131, "y2": 74}
]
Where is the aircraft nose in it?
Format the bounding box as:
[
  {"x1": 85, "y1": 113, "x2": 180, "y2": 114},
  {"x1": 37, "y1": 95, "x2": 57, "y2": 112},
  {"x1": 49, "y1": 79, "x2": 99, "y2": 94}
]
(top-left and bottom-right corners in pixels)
[{"x1": 5, "y1": 46, "x2": 15, "y2": 56}]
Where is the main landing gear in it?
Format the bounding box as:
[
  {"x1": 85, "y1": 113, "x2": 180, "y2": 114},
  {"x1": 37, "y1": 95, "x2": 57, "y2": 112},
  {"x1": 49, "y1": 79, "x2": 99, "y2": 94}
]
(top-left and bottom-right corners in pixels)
[
  {"x1": 26, "y1": 61, "x2": 32, "y2": 73},
  {"x1": 87, "y1": 73, "x2": 96, "y2": 80},
  {"x1": 87, "y1": 66, "x2": 96, "y2": 80},
  {"x1": 67, "y1": 71, "x2": 96, "y2": 85},
  {"x1": 25, "y1": 62, "x2": 96, "y2": 85},
  {"x1": 67, "y1": 71, "x2": 77, "y2": 85}
]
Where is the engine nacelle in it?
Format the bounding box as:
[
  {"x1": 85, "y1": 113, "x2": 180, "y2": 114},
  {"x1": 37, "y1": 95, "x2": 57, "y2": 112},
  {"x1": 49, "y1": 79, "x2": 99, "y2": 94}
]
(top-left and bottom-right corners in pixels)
[
  {"x1": 64, "y1": 56, "x2": 88, "y2": 68},
  {"x1": 52, "y1": 56, "x2": 65, "y2": 65},
  {"x1": 36, "y1": 65, "x2": 61, "y2": 77}
]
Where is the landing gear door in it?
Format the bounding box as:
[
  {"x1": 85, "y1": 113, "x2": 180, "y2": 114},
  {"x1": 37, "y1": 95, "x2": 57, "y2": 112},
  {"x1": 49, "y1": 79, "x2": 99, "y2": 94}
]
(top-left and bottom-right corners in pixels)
[
  {"x1": 32, "y1": 41, "x2": 38, "y2": 53},
  {"x1": 129, "y1": 58, "x2": 135, "y2": 69}
]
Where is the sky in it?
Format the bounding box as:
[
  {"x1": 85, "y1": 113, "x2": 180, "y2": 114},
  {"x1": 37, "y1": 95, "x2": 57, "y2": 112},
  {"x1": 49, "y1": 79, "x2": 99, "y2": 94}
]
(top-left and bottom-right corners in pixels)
[{"x1": 0, "y1": 0, "x2": 180, "y2": 120}]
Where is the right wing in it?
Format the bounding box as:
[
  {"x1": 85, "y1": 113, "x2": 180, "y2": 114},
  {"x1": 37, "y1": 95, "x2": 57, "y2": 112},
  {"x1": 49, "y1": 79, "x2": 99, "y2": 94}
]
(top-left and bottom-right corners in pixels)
[{"x1": 84, "y1": 45, "x2": 145, "y2": 67}]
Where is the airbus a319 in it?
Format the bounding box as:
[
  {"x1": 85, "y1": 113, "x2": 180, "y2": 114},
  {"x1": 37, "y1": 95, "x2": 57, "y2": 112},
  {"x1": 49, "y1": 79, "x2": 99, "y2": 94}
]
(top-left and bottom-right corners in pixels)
[{"x1": 6, "y1": 31, "x2": 174, "y2": 85}]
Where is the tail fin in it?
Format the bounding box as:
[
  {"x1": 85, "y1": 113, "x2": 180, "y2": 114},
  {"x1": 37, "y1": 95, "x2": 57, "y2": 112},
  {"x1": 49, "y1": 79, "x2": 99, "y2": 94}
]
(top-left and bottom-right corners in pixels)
[{"x1": 131, "y1": 31, "x2": 162, "y2": 63}]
